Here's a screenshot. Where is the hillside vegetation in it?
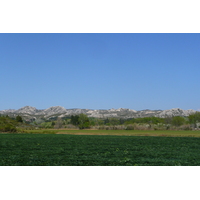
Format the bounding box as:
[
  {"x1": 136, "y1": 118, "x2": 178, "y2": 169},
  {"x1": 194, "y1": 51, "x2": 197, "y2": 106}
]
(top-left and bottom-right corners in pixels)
[
  {"x1": 1, "y1": 111, "x2": 200, "y2": 132},
  {"x1": 27, "y1": 112, "x2": 200, "y2": 131},
  {"x1": 0, "y1": 115, "x2": 33, "y2": 132},
  {"x1": 0, "y1": 116, "x2": 18, "y2": 132}
]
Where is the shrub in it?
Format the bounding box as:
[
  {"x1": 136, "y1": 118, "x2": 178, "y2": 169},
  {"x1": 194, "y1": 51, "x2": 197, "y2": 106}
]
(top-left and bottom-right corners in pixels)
[
  {"x1": 125, "y1": 125, "x2": 134, "y2": 130},
  {"x1": 0, "y1": 124, "x2": 17, "y2": 132}
]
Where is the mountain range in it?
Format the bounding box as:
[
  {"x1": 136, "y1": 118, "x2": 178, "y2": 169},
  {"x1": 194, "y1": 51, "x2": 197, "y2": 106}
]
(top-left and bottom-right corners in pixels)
[{"x1": 0, "y1": 106, "x2": 196, "y2": 120}]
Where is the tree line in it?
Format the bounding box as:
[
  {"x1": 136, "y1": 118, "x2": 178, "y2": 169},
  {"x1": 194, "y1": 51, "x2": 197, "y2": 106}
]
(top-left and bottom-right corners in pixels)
[
  {"x1": 1, "y1": 112, "x2": 200, "y2": 132},
  {"x1": 28, "y1": 112, "x2": 200, "y2": 130}
]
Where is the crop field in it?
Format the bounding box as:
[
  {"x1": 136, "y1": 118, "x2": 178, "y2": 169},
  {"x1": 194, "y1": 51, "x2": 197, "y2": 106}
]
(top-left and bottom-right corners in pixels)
[
  {"x1": 1, "y1": 131, "x2": 200, "y2": 166},
  {"x1": 25, "y1": 129, "x2": 200, "y2": 137}
]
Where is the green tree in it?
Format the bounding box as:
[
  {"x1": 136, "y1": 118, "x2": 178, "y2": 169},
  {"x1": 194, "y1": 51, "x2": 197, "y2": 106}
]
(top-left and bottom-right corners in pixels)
[
  {"x1": 171, "y1": 116, "x2": 185, "y2": 127},
  {"x1": 52, "y1": 121, "x2": 55, "y2": 127},
  {"x1": 188, "y1": 112, "x2": 200, "y2": 123},
  {"x1": 71, "y1": 115, "x2": 80, "y2": 126},
  {"x1": 40, "y1": 122, "x2": 54, "y2": 128},
  {"x1": 95, "y1": 118, "x2": 104, "y2": 126},
  {"x1": 188, "y1": 112, "x2": 200, "y2": 128},
  {"x1": 164, "y1": 117, "x2": 172, "y2": 124},
  {"x1": 78, "y1": 114, "x2": 90, "y2": 129},
  {"x1": 109, "y1": 118, "x2": 120, "y2": 126},
  {"x1": 16, "y1": 115, "x2": 23, "y2": 123}
]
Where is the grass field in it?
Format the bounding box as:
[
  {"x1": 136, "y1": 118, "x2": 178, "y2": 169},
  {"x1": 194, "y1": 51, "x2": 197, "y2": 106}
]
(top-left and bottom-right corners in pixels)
[
  {"x1": 25, "y1": 129, "x2": 200, "y2": 137},
  {"x1": 1, "y1": 131, "x2": 200, "y2": 166}
]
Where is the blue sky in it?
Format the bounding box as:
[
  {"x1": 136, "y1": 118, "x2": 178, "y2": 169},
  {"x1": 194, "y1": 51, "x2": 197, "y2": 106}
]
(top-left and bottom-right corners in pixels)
[{"x1": 0, "y1": 33, "x2": 200, "y2": 111}]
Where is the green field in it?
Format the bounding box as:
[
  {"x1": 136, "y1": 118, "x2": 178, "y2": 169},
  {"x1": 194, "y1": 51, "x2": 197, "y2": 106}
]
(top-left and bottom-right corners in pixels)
[
  {"x1": 1, "y1": 131, "x2": 200, "y2": 166},
  {"x1": 25, "y1": 129, "x2": 200, "y2": 137}
]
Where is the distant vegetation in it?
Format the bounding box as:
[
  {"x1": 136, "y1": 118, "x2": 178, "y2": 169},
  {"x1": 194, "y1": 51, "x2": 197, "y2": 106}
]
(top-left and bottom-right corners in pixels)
[
  {"x1": 0, "y1": 115, "x2": 33, "y2": 133},
  {"x1": 0, "y1": 116, "x2": 17, "y2": 132},
  {"x1": 30, "y1": 112, "x2": 200, "y2": 131},
  {"x1": 1, "y1": 112, "x2": 200, "y2": 132}
]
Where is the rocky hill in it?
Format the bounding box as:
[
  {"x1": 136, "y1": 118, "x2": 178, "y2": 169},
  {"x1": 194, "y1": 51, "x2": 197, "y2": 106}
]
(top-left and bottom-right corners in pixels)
[{"x1": 0, "y1": 106, "x2": 196, "y2": 120}]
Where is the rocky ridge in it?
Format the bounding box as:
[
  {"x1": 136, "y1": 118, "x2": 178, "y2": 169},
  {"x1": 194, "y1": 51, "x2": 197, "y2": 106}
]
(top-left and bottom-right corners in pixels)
[{"x1": 0, "y1": 106, "x2": 196, "y2": 120}]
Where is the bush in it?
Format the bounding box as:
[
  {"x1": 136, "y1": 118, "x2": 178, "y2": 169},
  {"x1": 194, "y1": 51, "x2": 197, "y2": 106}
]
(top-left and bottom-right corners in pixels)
[
  {"x1": 181, "y1": 125, "x2": 192, "y2": 130},
  {"x1": 125, "y1": 125, "x2": 134, "y2": 130},
  {"x1": 0, "y1": 116, "x2": 18, "y2": 132},
  {"x1": 0, "y1": 124, "x2": 17, "y2": 132},
  {"x1": 79, "y1": 122, "x2": 90, "y2": 129}
]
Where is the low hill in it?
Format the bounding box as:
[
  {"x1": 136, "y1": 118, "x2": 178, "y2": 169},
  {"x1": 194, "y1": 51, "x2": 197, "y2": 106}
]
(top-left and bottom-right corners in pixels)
[{"x1": 0, "y1": 106, "x2": 196, "y2": 121}]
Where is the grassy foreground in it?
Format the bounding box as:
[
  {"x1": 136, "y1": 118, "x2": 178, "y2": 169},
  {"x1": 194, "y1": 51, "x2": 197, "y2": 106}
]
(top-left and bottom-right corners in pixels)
[{"x1": 1, "y1": 131, "x2": 200, "y2": 166}]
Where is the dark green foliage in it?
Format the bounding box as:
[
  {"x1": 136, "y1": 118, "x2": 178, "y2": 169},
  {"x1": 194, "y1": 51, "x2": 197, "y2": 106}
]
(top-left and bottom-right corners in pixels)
[
  {"x1": 71, "y1": 115, "x2": 80, "y2": 126},
  {"x1": 119, "y1": 118, "x2": 126, "y2": 124},
  {"x1": 104, "y1": 118, "x2": 109, "y2": 124},
  {"x1": 124, "y1": 118, "x2": 135, "y2": 124},
  {"x1": 171, "y1": 116, "x2": 186, "y2": 127},
  {"x1": 72, "y1": 112, "x2": 198, "y2": 129},
  {"x1": 89, "y1": 118, "x2": 104, "y2": 126},
  {"x1": 16, "y1": 115, "x2": 23, "y2": 122},
  {"x1": 124, "y1": 117, "x2": 165, "y2": 125},
  {"x1": 71, "y1": 114, "x2": 90, "y2": 129},
  {"x1": 135, "y1": 117, "x2": 165, "y2": 124},
  {"x1": 1, "y1": 134, "x2": 200, "y2": 166},
  {"x1": 108, "y1": 118, "x2": 120, "y2": 126},
  {"x1": 188, "y1": 112, "x2": 200, "y2": 125},
  {"x1": 78, "y1": 114, "x2": 90, "y2": 129}
]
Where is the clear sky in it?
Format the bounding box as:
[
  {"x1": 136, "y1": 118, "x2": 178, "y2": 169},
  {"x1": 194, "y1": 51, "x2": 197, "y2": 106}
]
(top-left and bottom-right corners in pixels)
[{"x1": 1, "y1": 33, "x2": 200, "y2": 111}]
